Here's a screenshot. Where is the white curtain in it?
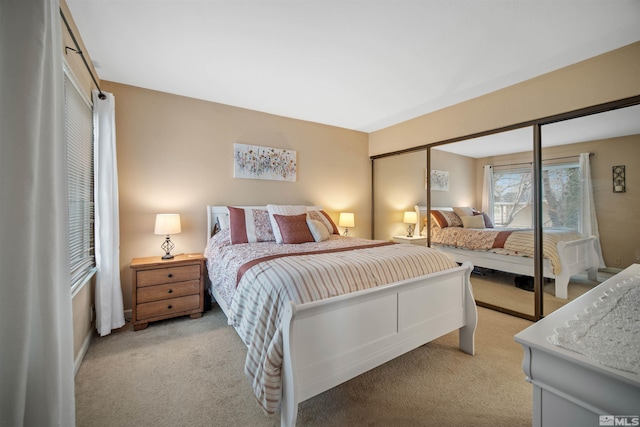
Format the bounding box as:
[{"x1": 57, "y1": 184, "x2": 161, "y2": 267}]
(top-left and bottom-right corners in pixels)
[
  {"x1": 481, "y1": 165, "x2": 494, "y2": 221},
  {"x1": 93, "y1": 91, "x2": 125, "y2": 336},
  {"x1": 0, "y1": 1, "x2": 76, "y2": 425},
  {"x1": 579, "y1": 153, "x2": 606, "y2": 268}
]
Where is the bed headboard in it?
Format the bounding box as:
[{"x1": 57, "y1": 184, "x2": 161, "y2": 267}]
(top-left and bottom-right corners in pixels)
[{"x1": 413, "y1": 205, "x2": 453, "y2": 236}]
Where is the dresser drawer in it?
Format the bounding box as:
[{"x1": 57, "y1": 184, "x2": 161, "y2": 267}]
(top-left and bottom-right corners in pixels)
[
  {"x1": 136, "y1": 294, "x2": 201, "y2": 320},
  {"x1": 137, "y1": 279, "x2": 200, "y2": 304},
  {"x1": 136, "y1": 264, "x2": 200, "y2": 287}
]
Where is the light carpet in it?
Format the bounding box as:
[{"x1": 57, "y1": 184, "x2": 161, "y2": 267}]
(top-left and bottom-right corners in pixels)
[{"x1": 75, "y1": 306, "x2": 533, "y2": 427}]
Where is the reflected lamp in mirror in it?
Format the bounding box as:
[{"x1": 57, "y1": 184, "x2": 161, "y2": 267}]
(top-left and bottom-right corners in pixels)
[
  {"x1": 339, "y1": 212, "x2": 355, "y2": 236},
  {"x1": 154, "y1": 214, "x2": 181, "y2": 259},
  {"x1": 613, "y1": 165, "x2": 625, "y2": 193},
  {"x1": 403, "y1": 211, "x2": 418, "y2": 237}
]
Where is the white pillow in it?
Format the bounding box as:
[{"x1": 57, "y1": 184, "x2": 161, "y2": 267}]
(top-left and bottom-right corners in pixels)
[
  {"x1": 461, "y1": 215, "x2": 485, "y2": 229},
  {"x1": 307, "y1": 206, "x2": 339, "y2": 235},
  {"x1": 267, "y1": 204, "x2": 308, "y2": 243},
  {"x1": 307, "y1": 219, "x2": 331, "y2": 242}
]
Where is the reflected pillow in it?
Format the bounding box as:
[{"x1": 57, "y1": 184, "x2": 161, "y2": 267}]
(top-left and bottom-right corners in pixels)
[
  {"x1": 430, "y1": 210, "x2": 462, "y2": 228},
  {"x1": 473, "y1": 211, "x2": 494, "y2": 228},
  {"x1": 461, "y1": 215, "x2": 485, "y2": 229},
  {"x1": 453, "y1": 206, "x2": 474, "y2": 218}
]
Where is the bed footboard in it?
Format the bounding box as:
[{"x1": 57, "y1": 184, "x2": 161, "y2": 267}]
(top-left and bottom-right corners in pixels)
[
  {"x1": 280, "y1": 262, "x2": 476, "y2": 427},
  {"x1": 554, "y1": 236, "x2": 599, "y2": 299}
]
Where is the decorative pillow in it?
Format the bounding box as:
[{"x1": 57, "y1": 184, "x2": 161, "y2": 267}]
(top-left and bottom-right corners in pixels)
[
  {"x1": 217, "y1": 214, "x2": 230, "y2": 231},
  {"x1": 307, "y1": 219, "x2": 331, "y2": 242},
  {"x1": 307, "y1": 207, "x2": 339, "y2": 234},
  {"x1": 267, "y1": 204, "x2": 308, "y2": 243},
  {"x1": 453, "y1": 206, "x2": 474, "y2": 218},
  {"x1": 473, "y1": 211, "x2": 494, "y2": 228},
  {"x1": 273, "y1": 214, "x2": 314, "y2": 244},
  {"x1": 227, "y1": 206, "x2": 274, "y2": 244},
  {"x1": 430, "y1": 210, "x2": 462, "y2": 228},
  {"x1": 461, "y1": 215, "x2": 485, "y2": 229}
]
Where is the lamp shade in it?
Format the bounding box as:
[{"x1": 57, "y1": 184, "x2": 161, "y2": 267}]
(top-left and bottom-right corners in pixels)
[
  {"x1": 154, "y1": 214, "x2": 181, "y2": 235},
  {"x1": 403, "y1": 211, "x2": 417, "y2": 224},
  {"x1": 338, "y1": 212, "x2": 355, "y2": 228}
]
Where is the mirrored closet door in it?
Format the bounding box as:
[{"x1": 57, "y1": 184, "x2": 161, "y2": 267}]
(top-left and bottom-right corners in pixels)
[
  {"x1": 429, "y1": 127, "x2": 539, "y2": 318},
  {"x1": 372, "y1": 98, "x2": 640, "y2": 321},
  {"x1": 540, "y1": 104, "x2": 640, "y2": 316}
]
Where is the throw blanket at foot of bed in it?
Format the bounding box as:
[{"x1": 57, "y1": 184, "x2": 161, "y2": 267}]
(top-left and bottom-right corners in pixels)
[{"x1": 229, "y1": 242, "x2": 459, "y2": 414}]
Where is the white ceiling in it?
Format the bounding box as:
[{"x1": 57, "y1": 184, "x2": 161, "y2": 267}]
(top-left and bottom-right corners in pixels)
[
  {"x1": 66, "y1": 1, "x2": 640, "y2": 133},
  {"x1": 434, "y1": 104, "x2": 640, "y2": 158}
]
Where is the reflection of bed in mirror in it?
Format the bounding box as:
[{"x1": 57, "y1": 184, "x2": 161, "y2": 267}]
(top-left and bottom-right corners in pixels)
[{"x1": 416, "y1": 206, "x2": 600, "y2": 299}]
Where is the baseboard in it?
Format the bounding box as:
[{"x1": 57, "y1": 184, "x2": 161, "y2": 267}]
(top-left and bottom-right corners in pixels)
[
  {"x1": 124, "y1": 309, "x2": 132, "y2": 321},
  {"x1": 74, "y1": 329, "x2": 94, "y2": 377}
]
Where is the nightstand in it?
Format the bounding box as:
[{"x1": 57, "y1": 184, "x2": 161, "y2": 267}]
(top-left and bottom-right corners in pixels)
[
  {"x1": 130, "y1": 254, "x2": 206, "y2": 331},
  {"x1": 393, "y1": 235, "x2": 427, "y2": 245}
]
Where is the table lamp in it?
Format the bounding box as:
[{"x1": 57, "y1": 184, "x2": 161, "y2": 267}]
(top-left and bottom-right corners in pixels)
[{"x1": 154, "y1": 214, "x2": 181, "y2": 259}]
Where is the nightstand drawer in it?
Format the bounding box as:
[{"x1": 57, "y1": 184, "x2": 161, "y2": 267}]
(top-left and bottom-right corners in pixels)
[
  {"x1": 136, "y1": 294, "x2": 201, "y2": 320},
  {"x1": 137, "y1": 279, "x2": 200, "y2": 304},
  {"x1": 136, "y1": 264, "x2": 200, "y2": 287}
]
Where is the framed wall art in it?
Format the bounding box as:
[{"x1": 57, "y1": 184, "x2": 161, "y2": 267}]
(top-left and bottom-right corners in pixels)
[
  {"x1": 429, "y1": 169, "x2": 449, "y2": 191},
  {"x1": 234, "y1": 143, "x2": 297, "y2": 182}
]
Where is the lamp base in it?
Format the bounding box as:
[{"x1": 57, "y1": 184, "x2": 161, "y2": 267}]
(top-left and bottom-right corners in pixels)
[
  {"x1": 161, "y1": 235, "x2": 175, "y2": 260},
  {"x1": 406, "y1": 224, "x2": 415, "y2": 238}
]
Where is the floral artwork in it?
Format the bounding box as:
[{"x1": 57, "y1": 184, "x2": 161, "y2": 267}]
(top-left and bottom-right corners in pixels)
[
  {"x1": 429, "y1": 169, "x2": 449, "y2": 191},
  {"x1": 234, "y1": 143, "x2": 297, "y2": 182}
]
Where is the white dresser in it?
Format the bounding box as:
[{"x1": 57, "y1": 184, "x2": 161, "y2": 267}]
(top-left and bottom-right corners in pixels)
[{"x1": 515, "y1": 264, "x2": 640, "y2": 427}]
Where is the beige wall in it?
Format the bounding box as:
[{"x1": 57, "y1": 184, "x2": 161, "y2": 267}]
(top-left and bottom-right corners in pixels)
[
  {"x1": 103, "y1": 82, "x2": 370, "y2": 311},
  {"x1": 369, "y1": 42, "x2": 640, "y2": 157},
  {"x1": 372, "y1": 151, "x2": 426, "y2": 240},
  {"x1": 372, "y1": 149, "x2": 476, "y2": 240}
]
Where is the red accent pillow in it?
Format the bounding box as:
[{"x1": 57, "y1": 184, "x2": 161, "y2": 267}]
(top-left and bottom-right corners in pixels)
[
  {"x1": 430, "y1": 210, "x2": 462, "y2": 228},
  {"x1": 228, "y1": 206, "x2": 274, "y2": 244},
  {"x1": 273, "y1": 214, "x2": 315, "y2": 244}
]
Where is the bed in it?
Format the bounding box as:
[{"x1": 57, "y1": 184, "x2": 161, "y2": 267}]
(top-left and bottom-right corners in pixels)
[
  {"x1": 416, "y1": 206, "x2": 600, "y2": 299},
  {"x1": 205, "y1": 205, "x2": 478, "y2": 426}
]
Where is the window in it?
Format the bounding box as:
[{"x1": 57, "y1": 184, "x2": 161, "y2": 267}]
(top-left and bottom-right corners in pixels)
[
  {"x1": 492, "y1": 162, "x2": 580, "y2": 229},
  {"x1": 64, "y1": 72, "x2": 96, "y2": 292}
]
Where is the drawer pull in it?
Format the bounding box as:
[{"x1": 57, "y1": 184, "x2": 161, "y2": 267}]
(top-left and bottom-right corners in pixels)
[
  {"x1": 168, "y1": 289, "x2": 173, "y2": 294},
  {"x1": 167, "y1": 273, "x2": 173, "y2": 278},
  {"x1": 167, "y1": 304, "x2": 173, "y2": 309}
]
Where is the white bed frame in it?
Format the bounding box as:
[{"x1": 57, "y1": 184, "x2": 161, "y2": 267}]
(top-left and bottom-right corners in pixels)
[
  {"x1": 206, "y1": 205, "x2": 478, "y2": 426},
  {"x1": 416, "y1": 206, "x2": 600, "y2": 299}
]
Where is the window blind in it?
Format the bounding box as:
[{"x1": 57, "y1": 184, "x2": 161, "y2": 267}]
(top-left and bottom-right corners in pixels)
[{"x1": 64, "y1": 73, "x2": 95, "y2": 289}]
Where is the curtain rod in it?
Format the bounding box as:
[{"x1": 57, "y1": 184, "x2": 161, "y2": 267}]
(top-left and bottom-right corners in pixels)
[
  {"x1": 59, "y1": 8, "x2": 105, "y2": 100},
  {"x1": 490, "y1": 152, "x2": 593, "y2": 168}
]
